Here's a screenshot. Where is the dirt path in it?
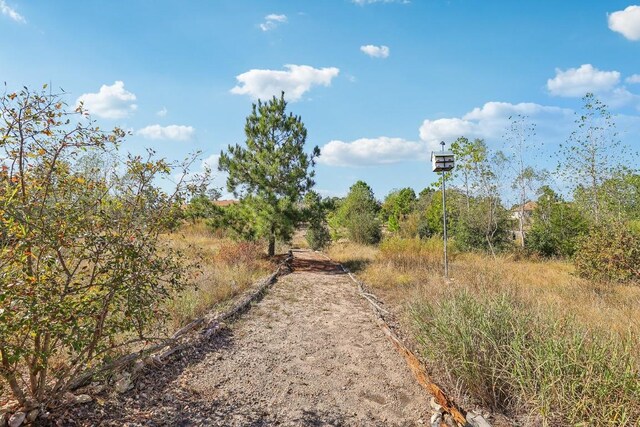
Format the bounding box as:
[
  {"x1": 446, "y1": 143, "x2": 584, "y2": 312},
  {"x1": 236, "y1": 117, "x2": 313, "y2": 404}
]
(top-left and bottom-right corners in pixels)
[{"x1": 57, "y1": 250, "x2": 430, "y2": 426}]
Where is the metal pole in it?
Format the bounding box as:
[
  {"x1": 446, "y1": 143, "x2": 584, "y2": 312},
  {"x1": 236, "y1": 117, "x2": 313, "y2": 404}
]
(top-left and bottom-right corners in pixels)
[{"x1": 440, "y1": 141, "x2": 449, "y2": 278}]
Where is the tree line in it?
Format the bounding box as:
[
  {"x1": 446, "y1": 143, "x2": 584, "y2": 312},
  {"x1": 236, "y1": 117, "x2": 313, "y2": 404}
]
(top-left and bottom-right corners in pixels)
[{"x1": 201, "y1": 92, "x2": 639, "y2": 283}]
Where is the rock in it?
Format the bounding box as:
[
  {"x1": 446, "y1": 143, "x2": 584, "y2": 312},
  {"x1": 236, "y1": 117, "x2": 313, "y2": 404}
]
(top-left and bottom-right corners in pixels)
[
  {"x1": 429, "y1": 396, "x2": 443, "y2": 413},
  {"x1": 115, "y1": 372, "x2": 133, "y2": 394},
  {"x1": 430, "y1": 412, "x2": 442, "y2": 427},
  {"x1": 1, "y1": 414, "x2": 7, "y2": 427},
  {"x1": 74, "y1": 394, "x2": 93, "y2": 404},
  {"x1": 26, "y1": 409, "x2": 38, "y2": 423},
  {"x1": 466, "y1": 411, "x2": 492, "y2": 427},
  {"x1": 8, "y1": 412, "x2": 26, "y2": 427}
]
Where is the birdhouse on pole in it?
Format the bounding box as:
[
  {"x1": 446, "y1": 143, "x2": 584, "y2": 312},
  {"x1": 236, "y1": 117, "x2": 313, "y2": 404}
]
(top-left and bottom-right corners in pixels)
[{"x1": 431, "y1": 150, "x2": 455, "y2": 172}]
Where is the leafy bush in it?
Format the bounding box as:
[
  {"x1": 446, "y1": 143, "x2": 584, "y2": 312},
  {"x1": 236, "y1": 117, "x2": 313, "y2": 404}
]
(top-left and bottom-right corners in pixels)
[
  {"x1": 332, "y1": 181, "x2": 381, "y2": 245},
  {"x1": 527, "y1": 187, "x2": 588, "y2": 258},
  {"x1": 306, "y1": 223, "x2": 331, "y2": 250},
  {"x1": 0, "y1": 87, "x2": 193, "y2": 407},
  {"x1": 345, "y1": 211, "x2": 382, "y2": 244},
  {"x1": 411, "y1": 290, "x2": 640, "y2": 425},
  {"x1": 573, "y1": 224, "x2": 640, "y2": 283},
  {"x1": 303, "y1": 191, "x2": 331, "y2": 250}
]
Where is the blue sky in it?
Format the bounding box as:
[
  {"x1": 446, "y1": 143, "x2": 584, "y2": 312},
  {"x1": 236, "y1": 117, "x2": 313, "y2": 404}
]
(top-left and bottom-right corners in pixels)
[{"x1": 1, "y1": 0, "x2": 639, "y2": 202}]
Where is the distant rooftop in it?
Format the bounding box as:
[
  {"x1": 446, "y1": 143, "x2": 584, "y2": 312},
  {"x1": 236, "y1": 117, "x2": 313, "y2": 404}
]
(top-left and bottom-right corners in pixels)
[{"x1": 213, "y1": 199, "x2": 239, "y2": 207}]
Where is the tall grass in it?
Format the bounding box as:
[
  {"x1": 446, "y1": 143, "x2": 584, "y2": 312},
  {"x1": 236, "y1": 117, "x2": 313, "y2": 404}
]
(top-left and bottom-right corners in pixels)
[
  {"x1": 411, "y1": 290, "x2": 640, "y2": 425},
  {"x1": 162, "y1": 222, "x2": 273, "y2": 330},
  {"x1": 329, "y1": 237, "x2": 640, "y2": 425}
]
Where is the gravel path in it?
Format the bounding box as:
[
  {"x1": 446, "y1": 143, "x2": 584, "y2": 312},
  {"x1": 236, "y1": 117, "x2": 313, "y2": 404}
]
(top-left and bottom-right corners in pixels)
[{"x1": 52, "y1": 250, "x2": 429, "y2": 426}]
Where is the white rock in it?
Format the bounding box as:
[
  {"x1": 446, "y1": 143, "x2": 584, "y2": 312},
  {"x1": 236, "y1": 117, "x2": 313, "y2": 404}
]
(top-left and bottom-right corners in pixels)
[
  {"x1": 75, "y1": 394, "x2": 93, "y2": 404},
  {"x1": 8, "y1": 412, "x2": 26, "y2": 427},
  {"x1": 429, "y1": 396, "x2": 443, "y2": 412},
  {"x1": 466, "y1": 411, "x2": 492, "y2": 427},
  {"x1": 430, "y1": 411, "x2": 442, "y2": 427}
]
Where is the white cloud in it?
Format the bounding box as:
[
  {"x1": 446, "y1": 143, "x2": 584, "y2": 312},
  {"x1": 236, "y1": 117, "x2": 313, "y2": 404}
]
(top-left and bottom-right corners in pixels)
[
  {"x1": 76, "y1": 81, "x2": 137, "y2": 119},
  {"x1": 202, "y1": 153, "x2": 220, "y2": 170},
  {"x1": 230, "y1": 64, "x2": 340, "y2": 101},
  {"x1": 626, "y1": 74, "x2": 640, "y2": 84},
  {"x1": 157, "y1": 107, "x2": 168, "y2": 117},
  {"x1": 260, "y1": 13, "x2": 287, "y2": 31},
  {"x1": 547, "y1": 64, "x2": 640, "y2": 108},
  {"x1": 318, "y1": 137, "x2": 427, "y2": 167},
  {"x1": 608, "y1": 5, "x2": 640, "y2": 41},
  {"x1": 360, "y1": 44, "x2": 390, "y2": 58},
  {"x1": 419, "y1": 101, "x2": 572, "y2": 148},
  {"x1": 547, "y1": 64, "x2": 620, "y2": 97},
  {"x1": 0, "y1": 0, "x2": 25, "y2": 23},
  {"x1": 138, "y1": 124, "x2": 195, "y2": 141}
]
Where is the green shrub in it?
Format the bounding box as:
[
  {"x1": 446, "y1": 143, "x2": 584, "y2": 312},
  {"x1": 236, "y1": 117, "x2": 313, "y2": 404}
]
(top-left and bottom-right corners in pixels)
[
  {"x1": 306, "y1": 222, "x2": 331, "y2": 250},
  {"x1": 527, "y1": 187, "x2": 588, "y2": 258},
  {"x1": 574, "y1": 224, "x2": 640, "y2": 283},
  {"x1": 411, "y1": 290, "x2": 640, "y2": 425},
  {"x1": 0, "y1": 87, "x2": 190, "y2": 407},
  {"x1": 345, "y1": 211, "x2": 381, "y2": 245}
]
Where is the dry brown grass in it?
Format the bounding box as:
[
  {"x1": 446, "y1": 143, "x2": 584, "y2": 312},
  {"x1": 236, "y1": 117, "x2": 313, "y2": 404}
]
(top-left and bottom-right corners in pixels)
[
  {"x1": 331, "y1": 238, "x2": 640, "y2": 336},
  {"x1": 162, "y1": 222, "x2": 274, "y2": 331},
  {"x1": 327, "y1": 237, "x2": 640, "y2": 425}
]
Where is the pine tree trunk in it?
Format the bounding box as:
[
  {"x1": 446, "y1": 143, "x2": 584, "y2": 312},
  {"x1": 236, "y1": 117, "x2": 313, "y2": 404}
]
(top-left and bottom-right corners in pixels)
[{"x1": 268, "y1": 224, "x2": 276, "y2": 257}]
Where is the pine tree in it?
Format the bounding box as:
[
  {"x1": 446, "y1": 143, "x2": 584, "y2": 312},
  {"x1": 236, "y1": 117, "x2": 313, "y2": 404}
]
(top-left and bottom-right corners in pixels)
[{"x1": 219, "y1": 93, "x2": 320, "y2": 256}]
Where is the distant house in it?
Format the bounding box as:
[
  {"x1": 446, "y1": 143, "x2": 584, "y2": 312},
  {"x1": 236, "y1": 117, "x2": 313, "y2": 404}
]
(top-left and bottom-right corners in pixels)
[
  {"x1": 213, "y1": 199, "x2": 239, "y2": 208},
  {"x1": 510, "y1": 201, "x2": 537, "y2": 223}
]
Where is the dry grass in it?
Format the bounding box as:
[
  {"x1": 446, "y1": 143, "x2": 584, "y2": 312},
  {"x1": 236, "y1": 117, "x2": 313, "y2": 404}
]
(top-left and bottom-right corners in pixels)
[
  {"x1": 328, "y1": 237, "x2": 640, "y2": 425},
  {"x1": 162, "y1": 222, "x2": 274, "y2": 331}
]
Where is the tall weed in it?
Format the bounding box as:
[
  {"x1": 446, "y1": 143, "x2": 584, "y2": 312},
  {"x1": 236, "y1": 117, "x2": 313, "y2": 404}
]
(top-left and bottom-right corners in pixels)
[{"x1": 411, "y1": 290, "x2": 640, "y2": 426}]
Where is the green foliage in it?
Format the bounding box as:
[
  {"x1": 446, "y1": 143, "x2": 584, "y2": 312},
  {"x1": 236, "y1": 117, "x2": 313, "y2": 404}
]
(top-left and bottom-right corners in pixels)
[
  {"x1": 574, "y1": 224, "x2": 640, "y2": 283},
  {"x1": 527, "y1": 186, "x2": 588, "y2": 258},
  {"x1": 183, "y1": 189, "x2": 222, "y2": 223},
  {"x1": 0, "y1": 86, "x2": 191, "y2": 406},
  {"x1": 381, "y1": 187, "x2": 416, "y2": 233},
  {"x1": 303, "y1": 191, "x2": 331, "y2": 250},
  {"x1": 411, "y1": 290, "x2": 640, "y2": 425},
  {"x1": 218, "y1": 92, "x2": 319, "y2": 256},
  {"x1": 333, "y1": 181, "x2": 381, "y2": 244},
  {"x1": 454, "y1": 197, "x2": 512, "y2": 252},
  {"x1": 560, "y1": 93, "x2": 628, "y2": 223}
]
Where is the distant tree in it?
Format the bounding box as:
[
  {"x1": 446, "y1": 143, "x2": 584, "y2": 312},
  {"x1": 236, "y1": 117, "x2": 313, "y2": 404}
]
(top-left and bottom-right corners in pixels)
[
  {"x1": 527, "y1": 186, "x2": 588, "y2": 258},
  {"x1": 334, "y1": 181, "x2": 381, "y2": 244},
  {"x1": 184, "y1": 188, "x2": 222, "y2": 223},
  {"x1": 503, "y1": 114, "x2": 546, "y2": 247},
  {"x1": 381, "y1": 187, "x2": 416, "y2": 232},
  {"x1": 559, "y1": 93, "x2": 626, "y2": 223},
  {"x1": 450, "y1": 137, "x2": 485, "y2": 210},
  {"x1": 219, "y1": 93, "x2": 320, "y2": 256},
  {"x1": 454, "y1": 139, "x2": 510, "y2": 256},
  {"x1": 303, "y1": 191, "x2": 331, "y2": 250}
]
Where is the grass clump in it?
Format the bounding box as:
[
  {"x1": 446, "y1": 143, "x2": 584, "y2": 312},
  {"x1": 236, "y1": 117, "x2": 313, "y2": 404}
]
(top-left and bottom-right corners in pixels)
[{"x1": 410, "y1": 289, "x2": 640, "y2": 426}]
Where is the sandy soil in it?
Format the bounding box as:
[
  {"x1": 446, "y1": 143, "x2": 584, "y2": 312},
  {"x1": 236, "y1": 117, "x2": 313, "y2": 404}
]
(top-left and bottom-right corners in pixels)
[{"x1": 51, "y1": 250, "x2": 430, "y2": 426}]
